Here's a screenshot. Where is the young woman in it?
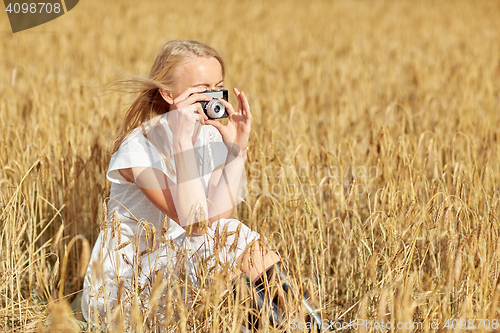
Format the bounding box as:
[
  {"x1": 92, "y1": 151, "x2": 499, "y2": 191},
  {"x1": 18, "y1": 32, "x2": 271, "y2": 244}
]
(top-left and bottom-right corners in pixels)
[{"x1": 82, "y1": 40, "x2": 325, "y2": 332}]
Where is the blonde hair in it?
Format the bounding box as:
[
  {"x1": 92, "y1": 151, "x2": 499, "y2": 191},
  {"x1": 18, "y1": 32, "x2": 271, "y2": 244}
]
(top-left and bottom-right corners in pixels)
[{"x1": 111, "y1": 40, "x2": 225, "y2": 153}]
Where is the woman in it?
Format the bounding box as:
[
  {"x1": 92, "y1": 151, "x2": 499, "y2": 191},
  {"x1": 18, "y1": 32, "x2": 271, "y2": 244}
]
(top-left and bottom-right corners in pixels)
[{"x1": 82, "y1": 40, "x2": 324, "y2": 332}]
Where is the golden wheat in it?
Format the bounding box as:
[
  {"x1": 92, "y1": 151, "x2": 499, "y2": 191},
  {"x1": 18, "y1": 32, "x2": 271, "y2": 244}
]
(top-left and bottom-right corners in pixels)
[{"x1": 1, "y1": 0, "x2": 500, "y2": 332}]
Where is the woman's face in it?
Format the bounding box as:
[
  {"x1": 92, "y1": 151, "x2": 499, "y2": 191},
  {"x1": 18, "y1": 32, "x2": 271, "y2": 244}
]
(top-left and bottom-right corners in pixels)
[{"x1": 167, "y1": 56, "x2": 224, "y2": 110}]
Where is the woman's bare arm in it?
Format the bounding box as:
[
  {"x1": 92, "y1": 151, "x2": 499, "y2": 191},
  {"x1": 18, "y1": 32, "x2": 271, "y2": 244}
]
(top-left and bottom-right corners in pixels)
[
  {"x1": 206, "y1": 146, "x2": 247, "y2": 220},
  {"x1": 119, "y1": 167, "x2": 179, "y2": 222},
  {"x1": 118, "y1": 165, "x2": 209, "y2": 235}
]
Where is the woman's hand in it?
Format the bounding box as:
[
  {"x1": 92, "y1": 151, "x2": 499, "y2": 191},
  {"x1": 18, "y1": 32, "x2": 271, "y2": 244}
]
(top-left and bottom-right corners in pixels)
[
  {"x1": 163, "y1": 87, "x2": 211, "y2": 145},
  {"x1": 206, "y1": 87, "x2": 252, "y2": 154}
]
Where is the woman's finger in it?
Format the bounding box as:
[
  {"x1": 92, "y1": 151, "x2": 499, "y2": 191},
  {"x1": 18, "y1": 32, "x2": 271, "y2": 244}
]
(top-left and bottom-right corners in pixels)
[
  {"x1": 177, "y1": 104, "x2": 199, "y2": 123},
  {"x1": 233, "y1": 87, "x2": 242, "y2": 114},
  {"x1": 238, "y1": 91, "x2": 251, "y2": 119},
  {"x1": 233, "y1": 87, "x2": 241, "y2": 99},
  {"x1": 175, "y1": 93, "x2": 212, "y2": 111},
  {"x1": 233, "y1": 88, "x2": 247, "y2": 112},
  {"x1": 217, "y1": 98, "x2": 236, "y2": 118},
  {"x1": 233, "y1": 88, "x2": 251, "y2": 120},
  {"x1": 174, "y1": 86, "x2": 210, "y2": 105},
  {"x1": 205, "y1": 119, "x2": 224, "y2": 132},
  {"x1": 194, "y1": 103, "x2": 208, "y2": 125}
]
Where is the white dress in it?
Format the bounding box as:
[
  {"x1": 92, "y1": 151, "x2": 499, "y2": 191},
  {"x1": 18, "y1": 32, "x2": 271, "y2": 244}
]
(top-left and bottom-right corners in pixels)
[{"x1": 81, "y1": 115, "x2": 259, "y2": 326}]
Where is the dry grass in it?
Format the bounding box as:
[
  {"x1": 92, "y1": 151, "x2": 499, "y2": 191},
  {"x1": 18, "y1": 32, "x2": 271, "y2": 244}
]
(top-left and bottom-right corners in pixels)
[{"x1": 1, "y1": 0, "x2": 500, "y2": 331}]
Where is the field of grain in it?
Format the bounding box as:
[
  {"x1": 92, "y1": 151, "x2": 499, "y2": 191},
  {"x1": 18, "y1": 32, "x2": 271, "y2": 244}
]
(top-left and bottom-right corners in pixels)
[{"x1": 1, "y1": 0, "x2": 500, "y2": 331}]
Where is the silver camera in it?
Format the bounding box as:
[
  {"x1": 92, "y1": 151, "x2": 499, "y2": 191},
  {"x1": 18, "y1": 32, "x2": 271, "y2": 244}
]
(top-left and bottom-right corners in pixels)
[{"x1": 199, "y1": 89, "x2": 229, "y2": 119}]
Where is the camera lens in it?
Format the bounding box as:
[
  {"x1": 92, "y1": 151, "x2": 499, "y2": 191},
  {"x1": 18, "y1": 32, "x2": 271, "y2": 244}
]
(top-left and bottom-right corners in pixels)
[{"x1": 206, "y1": 99, "x2": 226, "y2": 119}]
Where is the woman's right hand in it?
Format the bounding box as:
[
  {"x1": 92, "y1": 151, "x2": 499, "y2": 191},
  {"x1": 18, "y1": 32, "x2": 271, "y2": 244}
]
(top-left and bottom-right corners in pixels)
[{"x1": 164, "y1": 87, "x2": 211, "y2": 144}]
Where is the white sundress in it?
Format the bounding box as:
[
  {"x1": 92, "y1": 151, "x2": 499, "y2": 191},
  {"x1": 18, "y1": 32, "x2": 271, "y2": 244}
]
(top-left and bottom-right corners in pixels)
[{"x1": 81, "y1": 115, "x2": 260, "y2": 327}]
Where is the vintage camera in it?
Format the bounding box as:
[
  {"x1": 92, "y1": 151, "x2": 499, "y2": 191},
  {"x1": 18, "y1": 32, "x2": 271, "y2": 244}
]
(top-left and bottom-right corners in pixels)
[{"x1": 199, "y1": 89, "x2": 229, "y2": 119}]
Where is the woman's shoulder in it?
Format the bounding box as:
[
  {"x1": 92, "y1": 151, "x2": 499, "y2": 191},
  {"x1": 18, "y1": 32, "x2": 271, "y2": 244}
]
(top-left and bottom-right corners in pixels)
[
  {"x1": 117, "y1": 124, "x2": 166, "y2": 154},
  {"x1": 121, "y1": 127, "x2": 146, "y2": 146}
]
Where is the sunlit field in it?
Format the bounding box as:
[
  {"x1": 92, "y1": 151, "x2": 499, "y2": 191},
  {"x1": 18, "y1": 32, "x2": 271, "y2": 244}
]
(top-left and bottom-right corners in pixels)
[{"x1": 1, "y1": 0, "x2": 500, "y2": 331}]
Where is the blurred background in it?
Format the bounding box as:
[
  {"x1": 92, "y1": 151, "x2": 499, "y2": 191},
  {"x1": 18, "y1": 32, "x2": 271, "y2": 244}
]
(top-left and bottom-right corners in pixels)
[{"x1": 1, "y1": 0, "x2": 500, "y2": 331}]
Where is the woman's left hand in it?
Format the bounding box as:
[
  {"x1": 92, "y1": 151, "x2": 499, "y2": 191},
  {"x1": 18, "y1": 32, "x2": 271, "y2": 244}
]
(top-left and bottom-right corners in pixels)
[{"x1": 206, "y1": 87, "x2": 252, "y2": 154}]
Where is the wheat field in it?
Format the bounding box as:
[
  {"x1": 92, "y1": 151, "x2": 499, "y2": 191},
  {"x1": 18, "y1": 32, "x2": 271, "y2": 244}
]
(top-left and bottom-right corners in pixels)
[{"x1": 1, "y1": 0, "x2": 500, "y2": 331}]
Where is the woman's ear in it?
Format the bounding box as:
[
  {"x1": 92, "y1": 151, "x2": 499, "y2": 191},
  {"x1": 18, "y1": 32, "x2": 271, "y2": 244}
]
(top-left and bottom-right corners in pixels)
[{"x1": 159, "y1": 88, "x2": 174, "y2": 104}]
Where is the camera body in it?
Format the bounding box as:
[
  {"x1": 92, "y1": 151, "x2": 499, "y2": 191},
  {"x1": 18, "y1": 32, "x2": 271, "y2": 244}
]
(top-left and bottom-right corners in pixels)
[{"x1": 199, "y1": 89, "x2": 229, "y2": 119}]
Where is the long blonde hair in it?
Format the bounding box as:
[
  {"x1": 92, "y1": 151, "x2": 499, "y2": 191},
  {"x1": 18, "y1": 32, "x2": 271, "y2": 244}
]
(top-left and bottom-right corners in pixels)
[{"x1": 111, "y1": 40, "x2": 225, "y2": 153}]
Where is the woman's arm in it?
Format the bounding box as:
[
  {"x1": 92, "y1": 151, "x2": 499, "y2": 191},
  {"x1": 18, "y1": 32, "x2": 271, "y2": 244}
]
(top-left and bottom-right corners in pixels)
[
  {"x1": 117, "y1": 88, "x2": 214, "y2": 235},
  {"x1": 206, "y1": 145, "x2": 247, "y2": 221},
  {"x1": 205, "y1": 88, "x2": 252, "y2": 220},
  {"x1": 119, "y1": 167, "x2": 179, "y2": 222},
  {"x1": 164, "y1": 91, "x2": 213, "y2": 234},
  {"x1": 171, "y1": 139, "x2": 209, "y2": 230},
  {"x1": 118, "y1": 162, "x2": 210, "y2": 235}
]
